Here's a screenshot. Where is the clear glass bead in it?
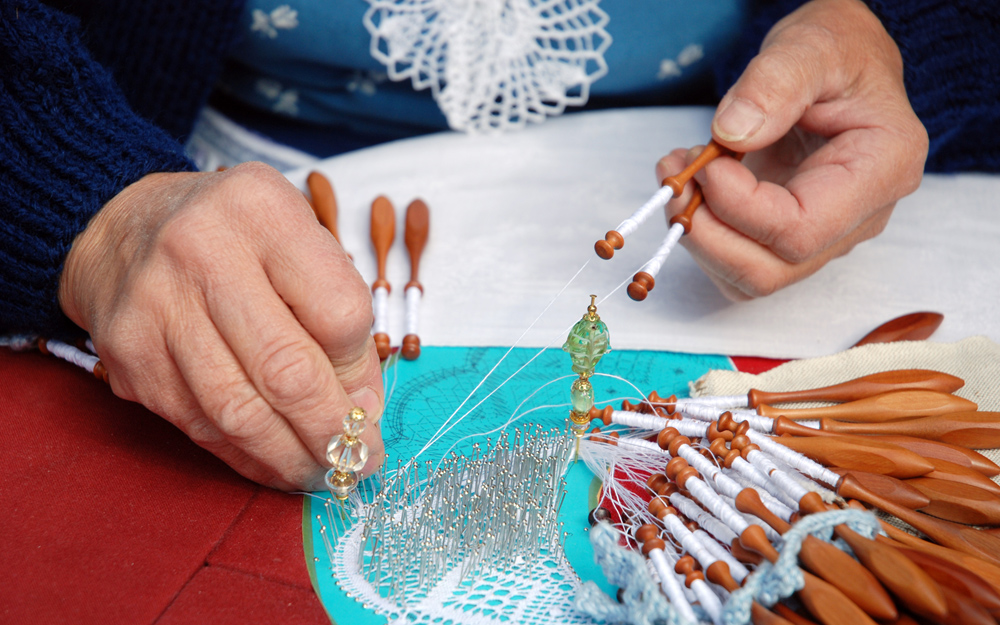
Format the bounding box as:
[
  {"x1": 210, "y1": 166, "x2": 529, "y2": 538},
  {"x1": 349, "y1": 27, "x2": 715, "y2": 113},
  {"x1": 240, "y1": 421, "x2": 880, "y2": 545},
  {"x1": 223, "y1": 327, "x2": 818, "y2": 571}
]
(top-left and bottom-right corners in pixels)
[
  {"x1": 326, "y1": 468, "x2": 358, "y2": 500},
  {"x1": 342, "y1": 406, "x2": 367, "y2": 437},
  {"x1": 326, "y1": 434, "x2": 370, "y2": 472},
  {"x1": 343, "y1": 418, "x2": 366, "y2": 438}
]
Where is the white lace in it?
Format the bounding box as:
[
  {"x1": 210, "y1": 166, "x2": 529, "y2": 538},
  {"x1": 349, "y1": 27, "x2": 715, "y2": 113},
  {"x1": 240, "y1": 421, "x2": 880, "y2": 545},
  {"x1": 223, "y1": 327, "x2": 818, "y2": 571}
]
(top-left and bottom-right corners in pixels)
[
  {"x1": 332, "y1": 503, "x2": 589, "y2": 625},
  {"x1": 363, "y1": 0, "x2": 612, "y2": 132}
]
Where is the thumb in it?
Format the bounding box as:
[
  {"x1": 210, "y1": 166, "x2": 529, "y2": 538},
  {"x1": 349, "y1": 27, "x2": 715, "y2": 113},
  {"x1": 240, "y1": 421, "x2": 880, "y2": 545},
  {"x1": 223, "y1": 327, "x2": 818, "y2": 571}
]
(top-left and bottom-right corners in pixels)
[{"x1": 712, "y1": 16, "x2": 841, "y2": 150}]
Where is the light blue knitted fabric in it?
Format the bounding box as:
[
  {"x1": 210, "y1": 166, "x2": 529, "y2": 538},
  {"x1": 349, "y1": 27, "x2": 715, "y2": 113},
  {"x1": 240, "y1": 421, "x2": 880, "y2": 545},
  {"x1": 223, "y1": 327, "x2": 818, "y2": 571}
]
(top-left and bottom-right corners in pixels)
[
  {"x1": 577, "y1": 510, "x2": 880, "y2": 625},
  {"x1": 576, "y1": 522, "x2": 698, "y2": 625}
]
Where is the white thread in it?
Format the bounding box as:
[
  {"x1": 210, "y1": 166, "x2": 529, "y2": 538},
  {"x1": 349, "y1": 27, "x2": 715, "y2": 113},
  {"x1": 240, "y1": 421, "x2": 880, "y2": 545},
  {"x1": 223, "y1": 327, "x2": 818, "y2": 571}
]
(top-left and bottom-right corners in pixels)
[
  {"x1": 694, "y1": 529, "x2": 749, "y2": 583},
  {"x1": 614, "y1": 186, "x2": 674, "y2": 238},
  {"x1": 662, "y1": 513, "x2": 715, "y2": 572},
  {"x1": 676, "y1": 395, "x2": 746, "y2": 411},
  {"x1": 746, "y1": 450, "x2": 810, "y2": 503},
  {"x1": 47, "y1": 339, "x2": 99, "y2": 373},
  {"x1": 404, "y1": 285, "x2": 421, "y2": 336},
  {"x1": 610, "y1": 410, "x2": 667, "y2": 431},
  {"x1": 372, "y1": 286, "x2": 390, "y2": 335},
  {"x1": 85, "y1": 338, "x2": 97, "y2": 355},
  {"x1": 638, "y1": 223, "x2": 685, "y2": 278},
  {"x1": 684, "y1": 477, "x2": 748, "y2": 534},
  {"x1": 677, "y1": 403, "x2": 723, "y2": 421},
  {"x1": 671, "y1": 419, "x2": 709, "y2": 439},
  {"x1": 745, "y1": 431, "x2": 840, "y2": 487},
  {"x1": 412, "y1": 259, "x2": 590, "y2": 465},
  {"x1": 692, "y1": 577, "x2": 724, "y2": 625},
  {"x1": 668, "y1": 492, "x2": 738, "y2": 545},
  {"x1": 614, "y1": 436, "x2": 662, "y2": 455},
  {"x1": 726, "y1": 457, "x2": 800, "y2": 512},
  {"x1": 648, "y1": 548, "x2": 698, "y2": 623},
  {"x1": 0, "y1": 334, "x2": 36, "y2": 351}
]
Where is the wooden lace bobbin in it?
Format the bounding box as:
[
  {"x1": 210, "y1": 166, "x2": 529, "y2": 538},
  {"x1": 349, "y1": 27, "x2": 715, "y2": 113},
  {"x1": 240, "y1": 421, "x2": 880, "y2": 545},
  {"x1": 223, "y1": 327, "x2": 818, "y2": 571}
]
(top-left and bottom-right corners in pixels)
[
  {"x1": 656, "y1": 429, "x2": 897, "y2": 621},
  {"x1": 401, "y1": 199, "x2": 429, "y2": 361},
  {"x1": 905, "y1": 477, "x2": 1000, "y2": 526},
  {"x1": 889, "y1": 545, "x2": 1000, "y2": 616},
  {"x1": 836, "y1": 472, "x2": 1000, "y2": 567},
  {"x1": 746, "y1": 369, "x2": 965, "y2": 408},
  {"x1": 632, "y1": 523, "x2": 699, "y2": 624},
  {"x1": 717, "y1": 412, "x2": 892, "y2": 489},
  {"x1": 587, "y1": 405, "x2": 669, "y2": 431},
  {"x1": 665, "y1": 458, "x2": 881, "y2": 625},
  {"x1": 645, "y1": 501, "x2": 764, "y2": 622},
  {"x1": 727, "y1": 451, "x2": 948, "y2": 621},
  {"x1": 825, "y1": 468, "x2": 930, "y2": 510},
  {"x1": 853, "y1": 311, "x2": 945, "y2": 347},
  {"x1": 772, "y1": 418, "x2": 1000, "y2": 477},
  {"x1": 755, "y1": 389, "x2": 977, "y2": 423},
  {"x1": 39, "y1": 337, "x2": 109, "y2": 384},
  {"x1": 595, "y1": 139, "x2": 739, "y2": 260},
  {"x1": 920, "y1": 457, "x2": 1000, "y2": 496},
  {"x1": 770, "y1": 431, "x2": 935, "y2": 479},
  {"x1": 671, "y1": 556, "x2": 727, "y2": 625},
  {"x1": 307, "y1": 171, "x2": 345, "y2": 249},
  {"x1": 370, "y1": 195, "x2": 395, "y2": 360},
  {"x1": 657, "y1": 428, "x2": 795, "y2": 523},
  {"x1": 626, "y1": 187, "x2": 701, "y2": 302}
]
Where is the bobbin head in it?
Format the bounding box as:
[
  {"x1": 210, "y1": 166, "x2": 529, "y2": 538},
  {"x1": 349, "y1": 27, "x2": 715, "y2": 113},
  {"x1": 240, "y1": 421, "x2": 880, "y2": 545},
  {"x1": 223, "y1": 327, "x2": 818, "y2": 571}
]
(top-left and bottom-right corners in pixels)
[
  {"x1": 635, "y1": 523, "x2": 660, "y2": 543},
  {"x1": 627, "y1": 271, "x2": 655, "y2": 302},
  {"x1": 374, "y1": 332, "x2": 391, "y2": 361},
  {"x1": 401, "y1": 334, "x2": 421, "y2": 360},
  {"x1": 656, "y1": 427, "x2": 680, "y2": 450},
  {"x1": 594, "y1": 231, "x2": 624, "y2": 260}
]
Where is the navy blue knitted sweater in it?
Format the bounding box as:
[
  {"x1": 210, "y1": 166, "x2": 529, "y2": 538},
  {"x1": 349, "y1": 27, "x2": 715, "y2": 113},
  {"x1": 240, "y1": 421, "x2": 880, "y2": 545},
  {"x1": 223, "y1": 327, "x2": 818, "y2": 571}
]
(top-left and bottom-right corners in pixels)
[{"x1": 2, "y1": 0, "x2": 998, "y2": 336}]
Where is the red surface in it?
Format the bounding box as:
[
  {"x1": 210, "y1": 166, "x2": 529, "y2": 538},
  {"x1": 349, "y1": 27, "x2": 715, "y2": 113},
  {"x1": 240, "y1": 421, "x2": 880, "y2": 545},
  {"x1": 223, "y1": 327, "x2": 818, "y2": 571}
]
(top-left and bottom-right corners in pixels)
[
  {"x1": 0, "y1": 347, "x2": 780, "y2": 624},
  {"x1": 0, "y1": 349, "x2": 324, "y2": 624}
]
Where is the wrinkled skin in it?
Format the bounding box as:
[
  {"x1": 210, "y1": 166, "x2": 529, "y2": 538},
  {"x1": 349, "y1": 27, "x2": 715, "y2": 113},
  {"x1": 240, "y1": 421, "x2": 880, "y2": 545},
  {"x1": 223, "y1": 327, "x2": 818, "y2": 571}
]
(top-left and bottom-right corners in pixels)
[
  {"x1": 657, "y1": 0, "x2": 928, "y2": 300},
  {"x1": 59, "y1": 162, "x2": 385, "y2": 491}
]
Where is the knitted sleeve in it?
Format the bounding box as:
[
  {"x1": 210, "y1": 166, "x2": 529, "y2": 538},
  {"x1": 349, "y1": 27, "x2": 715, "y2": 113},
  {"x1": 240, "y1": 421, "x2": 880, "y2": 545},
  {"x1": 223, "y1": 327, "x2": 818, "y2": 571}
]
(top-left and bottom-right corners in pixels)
[
  {"x1": 0, "y1": 0, "x2": 225, "y2": 336},
  {"x1": 712, "y1": 0, "x2": 1000, "y2": 173}
]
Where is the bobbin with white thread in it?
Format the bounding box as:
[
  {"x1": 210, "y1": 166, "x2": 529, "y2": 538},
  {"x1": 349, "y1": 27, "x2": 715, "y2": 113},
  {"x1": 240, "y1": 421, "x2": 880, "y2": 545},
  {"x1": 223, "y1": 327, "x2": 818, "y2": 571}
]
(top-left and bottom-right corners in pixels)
[
  {"x1": 595, "y1": 139, "x2": 738, "y2": 260},
  {"x1": 633, "y1": 523, "x2": 699, "y2": 624},
  {"x1": 401, "y1": 199, "x2": 429, "y2": 360},
  {"x1": 370, "y1": 195, "x2": 395, "y2": 360}
]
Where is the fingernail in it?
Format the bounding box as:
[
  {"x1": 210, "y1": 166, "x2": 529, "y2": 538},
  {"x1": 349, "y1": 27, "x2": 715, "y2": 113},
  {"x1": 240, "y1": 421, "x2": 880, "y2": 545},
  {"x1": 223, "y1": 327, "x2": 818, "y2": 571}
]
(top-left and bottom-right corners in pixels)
[
  {"x1": 348, "y1": 386, "x2": 384, "y2": 424},
  {"x1": 714, "y1": 98, "x2": 765, "y2": 142}
]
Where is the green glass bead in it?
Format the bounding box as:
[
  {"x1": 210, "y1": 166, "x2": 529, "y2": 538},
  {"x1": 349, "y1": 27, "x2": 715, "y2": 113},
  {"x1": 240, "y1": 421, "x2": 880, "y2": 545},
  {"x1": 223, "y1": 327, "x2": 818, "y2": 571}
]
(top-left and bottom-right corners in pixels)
[
  {"x1": 571, "y1": 378, "x2": 594, "y2": 415},
  {"x1": 562, "y1": 298, "x2": 611, "y2": 376}
]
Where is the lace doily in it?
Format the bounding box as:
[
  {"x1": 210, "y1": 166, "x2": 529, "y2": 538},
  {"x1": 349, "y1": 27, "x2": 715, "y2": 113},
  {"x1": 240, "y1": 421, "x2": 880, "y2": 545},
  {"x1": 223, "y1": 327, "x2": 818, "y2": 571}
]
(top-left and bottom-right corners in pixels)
[
  {"x1": 332, "y1": 504, "x2": 589, "y2": 625},
  {"x1": 363, "y1": 0, "x2": 612, "y2": 132}
]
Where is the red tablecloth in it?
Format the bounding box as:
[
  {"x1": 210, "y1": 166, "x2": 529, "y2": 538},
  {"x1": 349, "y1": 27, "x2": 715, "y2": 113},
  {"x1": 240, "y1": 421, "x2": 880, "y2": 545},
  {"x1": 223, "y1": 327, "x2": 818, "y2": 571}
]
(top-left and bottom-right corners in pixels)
[{"x1": 0, "y1": 348, "x2": 779, "y2": 624}]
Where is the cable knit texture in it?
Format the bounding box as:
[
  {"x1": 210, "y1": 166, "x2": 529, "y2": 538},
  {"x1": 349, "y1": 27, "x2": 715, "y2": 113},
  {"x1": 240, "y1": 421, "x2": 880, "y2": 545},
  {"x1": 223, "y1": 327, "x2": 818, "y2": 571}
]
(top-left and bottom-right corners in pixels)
[
  {"x1": 0, "y1": 0, "x2": 245, "y2": 336},
  {"x1": 713, "y1": 0, "x2": 1000, "y2": 173}
]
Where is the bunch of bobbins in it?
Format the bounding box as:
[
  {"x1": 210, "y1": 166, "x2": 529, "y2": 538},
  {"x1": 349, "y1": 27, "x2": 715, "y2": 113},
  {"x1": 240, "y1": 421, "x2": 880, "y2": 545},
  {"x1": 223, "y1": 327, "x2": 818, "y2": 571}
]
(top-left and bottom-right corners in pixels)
[
  {"x1": 324, "y1": 406, "x2": 370, "y2": 501},
  {"x1": 401, "y1": 198, "x2": 429, "y2": 360},
  {"x1": 592, "y1": 386, "x2": 1000, "y2": 625},
  {"x1": 370, "y1": 195, "x2": 395, "y2": 360},
  {"x1": 578, "y1": 368, "x2": 1000, "y2": 625}
]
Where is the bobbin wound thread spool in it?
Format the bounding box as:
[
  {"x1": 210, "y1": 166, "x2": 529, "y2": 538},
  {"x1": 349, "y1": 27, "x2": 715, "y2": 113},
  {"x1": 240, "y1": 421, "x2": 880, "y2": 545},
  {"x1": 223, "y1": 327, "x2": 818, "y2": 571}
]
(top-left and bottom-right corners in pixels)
[
  {"x1": 401, "y1": 199, "x2": 429, "y2": 361},
  {"x1": 325, "y1": 407, "x2": 370, "y2": 500},
  {"x1": 563, "y1": 295, "x2": 611, "y2": 438}
]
